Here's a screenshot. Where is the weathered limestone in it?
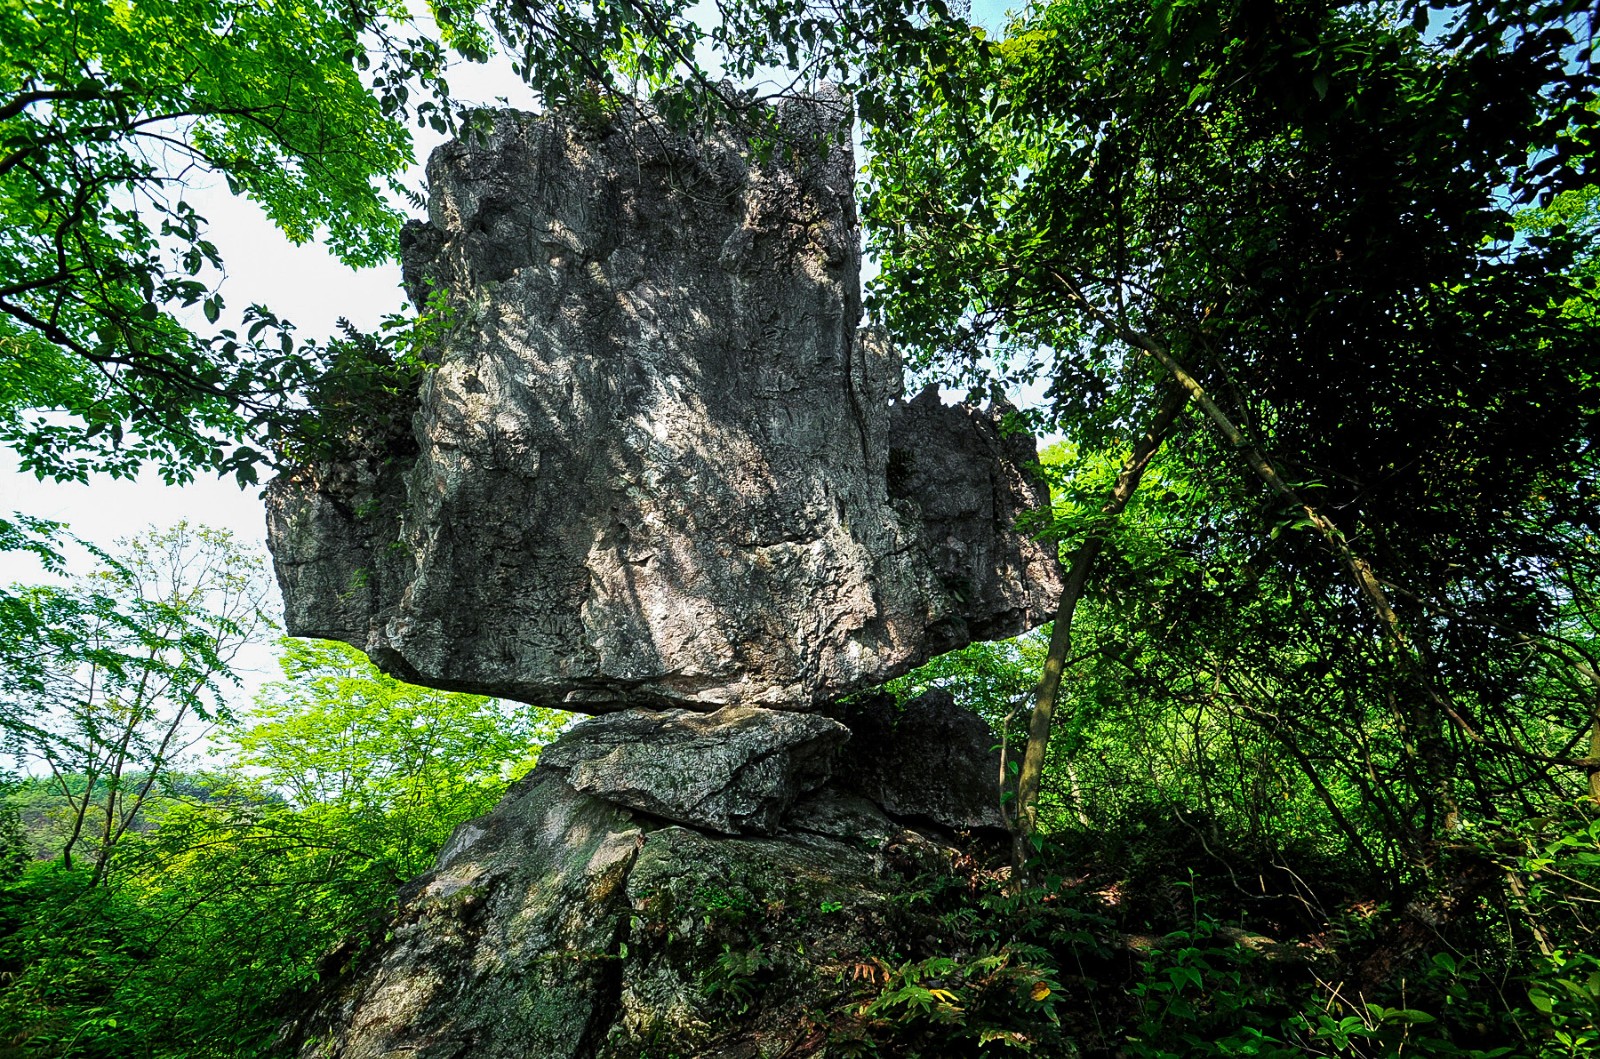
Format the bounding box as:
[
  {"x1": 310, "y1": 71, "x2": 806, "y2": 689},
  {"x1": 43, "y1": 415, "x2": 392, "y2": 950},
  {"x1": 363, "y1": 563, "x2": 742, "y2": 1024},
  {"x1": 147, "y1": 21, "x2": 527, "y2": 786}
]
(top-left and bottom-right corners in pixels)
[
  {"x1": 266, "y1": 98, "x2": 1060, "y2": 713},
  {"x1": 290, "y1": 765, "x2": 642, "y2": 1059},
  {"x1": 283, "y1": 697, "x2": 1018, "y2": 1059},
  {"x1": 539, "y1": 705, "x2": 848, "y2": 835}
]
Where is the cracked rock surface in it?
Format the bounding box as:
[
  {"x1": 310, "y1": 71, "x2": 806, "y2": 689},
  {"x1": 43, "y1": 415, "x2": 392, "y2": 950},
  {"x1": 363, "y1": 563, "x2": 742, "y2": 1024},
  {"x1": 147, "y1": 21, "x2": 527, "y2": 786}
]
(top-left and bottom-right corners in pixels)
[{"x1": 266, "y1": 97, "x2": 1060, "y2": 713}]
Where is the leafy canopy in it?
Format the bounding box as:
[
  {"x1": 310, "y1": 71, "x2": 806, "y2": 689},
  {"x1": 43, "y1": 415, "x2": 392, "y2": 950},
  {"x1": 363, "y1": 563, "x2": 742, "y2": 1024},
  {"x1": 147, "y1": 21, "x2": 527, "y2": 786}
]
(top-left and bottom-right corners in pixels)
[
  {"x1": 863, "y1": 0, "x2": 1600, "y2": 837},
  {"x1": 0, "y1": 635, "x2": 562, "y2": 1059},
  {"x1": 0, "y1": 521, "x2": 270, "y2": 876},
  {"x1": 228, "y1": 636, "x2": 561, "y2": 868},
  {"x1": 0, "y1": 0, "x2": 454, "y2": 484}
]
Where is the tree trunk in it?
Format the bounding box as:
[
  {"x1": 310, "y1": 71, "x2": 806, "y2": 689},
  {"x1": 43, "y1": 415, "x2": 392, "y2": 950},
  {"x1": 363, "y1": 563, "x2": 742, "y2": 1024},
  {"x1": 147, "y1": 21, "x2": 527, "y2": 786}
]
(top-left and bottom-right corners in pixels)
[
  {"x1": 1011, "y1": 383, "x2": 1189, "y2": 878},
  {"x1": 1094, "y1": 316, "x2": 1465, "y2": 842}
]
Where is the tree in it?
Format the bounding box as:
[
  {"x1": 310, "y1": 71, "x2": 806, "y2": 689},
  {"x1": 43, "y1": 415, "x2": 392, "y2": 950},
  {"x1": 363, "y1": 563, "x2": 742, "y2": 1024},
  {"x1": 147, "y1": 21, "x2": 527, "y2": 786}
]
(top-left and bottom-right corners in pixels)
[
  {"x1": 862, "y1": 0, "x2": 1600, "y2": 866},
  {"x1": 0, "y1": 514, "x2": 84, "y2": 698},
  {"x1": 403, "y1": 0, "x2": 1599, "y2": 873},
  {"x1": 0, "y1": 0, "x2": 473, "y2": 484},
  {"x1": 0, "y1": 522, "x2": 270, "y2": 880},
  {"x1": 0, "y1": 637, "x2": 561, "y2": 1058},
  {"x1": 0, "y1": 0, "x2": 968, "y2": 492},
  {"x1": 226, "y1": 636, "x2": 564, "y2": 875}
]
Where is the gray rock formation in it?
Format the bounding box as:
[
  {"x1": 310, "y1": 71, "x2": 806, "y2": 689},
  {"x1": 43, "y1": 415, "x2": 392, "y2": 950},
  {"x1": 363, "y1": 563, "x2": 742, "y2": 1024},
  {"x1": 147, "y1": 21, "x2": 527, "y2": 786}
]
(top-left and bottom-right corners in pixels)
[
  {"x1": 283, "y1": 699, "x2": 1025, "y2": 1059},
  {"x1": 838, "y1": 689, "x2": 1011, "y2": 832},
  {"x1": 295, "y1": 768, "x2": 641, "y2": 1059},
  {"x1": 266, "y1": 97, "x2": 1060, "y2": 713},
  {"x1": 539, "y1": 705, "x2": 848, "y2": 835}
]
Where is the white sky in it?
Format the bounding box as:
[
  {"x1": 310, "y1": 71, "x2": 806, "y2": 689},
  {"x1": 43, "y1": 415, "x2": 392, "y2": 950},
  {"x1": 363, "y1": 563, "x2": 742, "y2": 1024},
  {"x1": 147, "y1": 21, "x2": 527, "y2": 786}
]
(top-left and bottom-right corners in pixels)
[{"x1": 2, "y1": 1, "x2": 1021, "y2": 713}]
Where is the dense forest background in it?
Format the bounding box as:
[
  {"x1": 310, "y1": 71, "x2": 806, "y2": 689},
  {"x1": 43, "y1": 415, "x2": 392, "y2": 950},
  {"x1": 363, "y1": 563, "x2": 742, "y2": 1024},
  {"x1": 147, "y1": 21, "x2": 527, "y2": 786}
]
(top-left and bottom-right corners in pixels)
[{"x1": 2, "y1": 0, "x2": 1597, "y2": 1055}]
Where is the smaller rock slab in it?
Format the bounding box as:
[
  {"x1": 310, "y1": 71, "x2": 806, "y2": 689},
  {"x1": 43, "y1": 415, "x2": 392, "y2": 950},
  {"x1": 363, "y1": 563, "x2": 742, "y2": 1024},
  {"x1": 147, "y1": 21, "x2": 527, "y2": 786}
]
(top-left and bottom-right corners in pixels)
[
  {"x1": 540, "y1": 705, "x2": 849, "y2": 835},
  {"x1": 838, "y1": 690, "x2": 1009, "y2": 832},
  {"x1": 781, "y1": 786, "x2": 898, "y2": 849}
]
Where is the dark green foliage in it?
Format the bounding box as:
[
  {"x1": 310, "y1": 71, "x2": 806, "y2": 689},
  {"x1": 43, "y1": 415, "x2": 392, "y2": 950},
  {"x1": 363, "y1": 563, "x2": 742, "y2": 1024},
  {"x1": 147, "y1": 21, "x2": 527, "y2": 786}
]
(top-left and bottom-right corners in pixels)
[
  {"x1": 796, "y1": 809, "x2": 1599, "y2": 1058},
  {"x1": 825, "y1": 867, "x2": 1097, "y2": 1057},
  {"x1": 0, "y1": 778, "x2": 28, "y2": 885}
]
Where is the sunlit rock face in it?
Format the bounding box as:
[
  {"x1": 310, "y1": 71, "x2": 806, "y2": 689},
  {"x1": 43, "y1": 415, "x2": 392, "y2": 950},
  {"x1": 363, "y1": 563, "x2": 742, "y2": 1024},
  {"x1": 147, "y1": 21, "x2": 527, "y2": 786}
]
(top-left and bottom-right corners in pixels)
[{"x1": 266, "y1": 97, "x2": 1060, "y2": 713}]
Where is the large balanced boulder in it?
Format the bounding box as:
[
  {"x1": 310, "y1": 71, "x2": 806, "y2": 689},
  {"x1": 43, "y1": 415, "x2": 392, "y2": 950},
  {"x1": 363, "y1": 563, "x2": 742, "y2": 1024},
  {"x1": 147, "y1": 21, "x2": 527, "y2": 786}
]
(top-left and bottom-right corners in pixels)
[
  {"x1": 282, "y1": 701, "x2": 1022, "y2": 1059},
  {"x1": 266, "y1": 97, "x2": 1060, "y2": 713}
]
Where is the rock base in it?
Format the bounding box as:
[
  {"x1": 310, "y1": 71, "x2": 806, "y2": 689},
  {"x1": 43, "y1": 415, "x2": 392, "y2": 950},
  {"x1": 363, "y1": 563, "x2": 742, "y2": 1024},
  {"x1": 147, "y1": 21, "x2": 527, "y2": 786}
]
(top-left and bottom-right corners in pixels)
[{"x1": 283, "y1": 696, "x2": 1012, "y2": 1059}]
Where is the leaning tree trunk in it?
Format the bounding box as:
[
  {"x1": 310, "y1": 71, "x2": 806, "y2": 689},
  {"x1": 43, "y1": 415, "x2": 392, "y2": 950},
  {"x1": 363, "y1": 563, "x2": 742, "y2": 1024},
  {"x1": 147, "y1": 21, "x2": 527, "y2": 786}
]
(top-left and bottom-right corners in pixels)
[{"x1": 1011, "y1": 384, "x2": 1189, "y2": 878}]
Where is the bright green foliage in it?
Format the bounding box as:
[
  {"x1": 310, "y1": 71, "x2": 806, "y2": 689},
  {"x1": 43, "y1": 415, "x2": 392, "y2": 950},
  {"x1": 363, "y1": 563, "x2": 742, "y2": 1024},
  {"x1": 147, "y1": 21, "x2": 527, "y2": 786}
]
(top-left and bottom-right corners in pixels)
[
  {"x1": 0, "y1": 0, "x2": 454, "y2": 483},
  {"x1": 1024, "y1": 421, "x2": 1600, "y2": 874},
  {"x1": 0, "y1": 514, "x2": 83, "y2": 699},
  {"x1": 887, "y1": 634, "x2": 1046, "y2": 728},
  {"x1": 0, "y1": 522, "x2": 270, "y2": 878},
  {"x1": 1, "y1": 766, "x2": 274, "y2": 861},
  {"x1": 0, "y1": 637, "x2": 564, "y2": 1058},
  {"x1": 864, "y1": 0, "x2": 1600, "y2": 587},
  {"x1": 0, "y1": 0, "x2": 951, "y2": 486},
  {"x1": 4, "y1": 1, "x2": 1599, "y2": 1055},
  {"x1": 228, "y1": 636, "x2": 563, "y2": 870},
  {"x1": 1516, "y1": 182, "x2": 1600, "y2": 337},
  {"x1": 432, "y1": 0, "x2": 945, "y2": 135},
  {"x1": 869, "y1": 0, "x2": 1600, "y2": 869}
]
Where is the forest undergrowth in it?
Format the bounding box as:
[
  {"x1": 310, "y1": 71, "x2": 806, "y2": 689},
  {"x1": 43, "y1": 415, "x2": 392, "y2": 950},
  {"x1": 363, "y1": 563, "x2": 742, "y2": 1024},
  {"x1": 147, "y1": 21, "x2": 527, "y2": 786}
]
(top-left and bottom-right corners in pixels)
[
  {"x1": 2, "y1": 609, "x2": 1598, "y2": 1058},
  {"x1": 821, "y1": 797, "x2": 1600, "y2": 1059}
]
